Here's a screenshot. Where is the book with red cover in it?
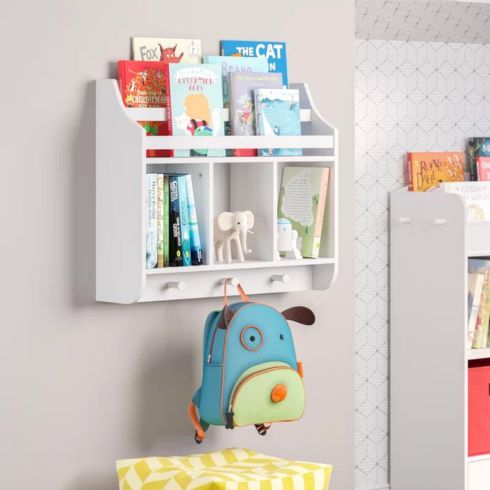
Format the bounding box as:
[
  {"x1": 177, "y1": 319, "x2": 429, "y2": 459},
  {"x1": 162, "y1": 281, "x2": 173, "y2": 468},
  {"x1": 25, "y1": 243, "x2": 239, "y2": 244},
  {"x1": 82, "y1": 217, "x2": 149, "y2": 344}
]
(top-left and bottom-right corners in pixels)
[
  {"x1": 118, "y1": 60, "x2": 170, "y2": 157},
  {"x1": 476, "y1": 156, "x2": 490, "y2": 181},
  {"x1": 406, "y1": 151, "x2": 465, "y2": 192}
]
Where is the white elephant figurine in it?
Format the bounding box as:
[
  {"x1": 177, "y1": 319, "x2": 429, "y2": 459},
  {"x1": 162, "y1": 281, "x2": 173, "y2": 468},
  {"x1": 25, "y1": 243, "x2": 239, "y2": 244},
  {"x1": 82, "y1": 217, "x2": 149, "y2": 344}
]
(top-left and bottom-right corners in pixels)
[{"x1": 214, "y1": 210, "x2": 254, "y2": 263}]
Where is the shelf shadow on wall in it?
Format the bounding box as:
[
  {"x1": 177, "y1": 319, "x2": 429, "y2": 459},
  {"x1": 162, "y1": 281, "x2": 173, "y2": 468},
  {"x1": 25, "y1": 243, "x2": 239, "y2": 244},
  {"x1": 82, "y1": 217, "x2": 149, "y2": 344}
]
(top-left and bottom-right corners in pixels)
[{"x1": 71, "y1": 81, "x2": 96, "y2": 307}]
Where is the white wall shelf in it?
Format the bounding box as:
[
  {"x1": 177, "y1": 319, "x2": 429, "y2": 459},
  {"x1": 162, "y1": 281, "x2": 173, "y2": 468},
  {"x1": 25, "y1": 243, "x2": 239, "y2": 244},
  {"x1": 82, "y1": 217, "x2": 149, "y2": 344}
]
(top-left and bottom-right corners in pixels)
[
  {"x1": 390, "y1": 188, "x2": 490, "y2": 490},
  {"x1": 96, "y1": 80, "x2": 338, "y2": 303}
]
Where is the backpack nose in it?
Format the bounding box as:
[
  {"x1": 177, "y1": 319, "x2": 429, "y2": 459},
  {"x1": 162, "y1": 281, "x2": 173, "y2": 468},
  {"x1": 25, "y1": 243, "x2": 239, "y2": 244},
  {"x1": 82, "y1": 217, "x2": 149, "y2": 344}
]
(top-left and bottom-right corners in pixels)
[{"x1": 270, "y1": 384, "x2": 287, "y2": 403}]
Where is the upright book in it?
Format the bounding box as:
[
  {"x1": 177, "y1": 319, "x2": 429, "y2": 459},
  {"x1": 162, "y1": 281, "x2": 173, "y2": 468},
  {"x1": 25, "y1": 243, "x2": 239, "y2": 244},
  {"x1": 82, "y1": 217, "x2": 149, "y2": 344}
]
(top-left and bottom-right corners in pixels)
[
  {"x1": 146, "y1": 174, "x2": 158, "y2": 269},
  {"x1": 468, "y1": 273, "x2": 485, "y2": 349},
  {"x1": 467, "y1": 137, "x2": 490, "y2": 181},
  {"x1": 132, "y1": 37, "x2": 202, "y2": 63},
  {"x1": 229, "y1": 72, "x2": 282, "y2": 156},
  {"x1": 168, "y1": 175, "x2": 183, "y2": 267},
  {"x1": 406, "y1": 152, "x2": 465, "y2": 192},
  {"x1": 220, "y1": 40, "x2": 288, "y2": 86},
  {"x1": 177, "y1": 175, "x2": 192, "y2": 267},
  {"x1": 440, "y1": 182, "x2": 490, "y2": 222},
  {"x1": 166, "y1": 63, "x2": 225, "y2": 157},
  {"x1": 118, "y1": 60, "x2": 169, "y2": 157},
  {"x1": 186, "y1": 174, "x2": 203, "y2": 265},
  {"x1": 278, "y1": 166, "x2": 330, "y2": 259},
  {"x1": 469, "y1": 259, "x2": 490, "y2": 349},
  {"x1": 254, "y1": 88, "x2": 302, "y2": 156}
]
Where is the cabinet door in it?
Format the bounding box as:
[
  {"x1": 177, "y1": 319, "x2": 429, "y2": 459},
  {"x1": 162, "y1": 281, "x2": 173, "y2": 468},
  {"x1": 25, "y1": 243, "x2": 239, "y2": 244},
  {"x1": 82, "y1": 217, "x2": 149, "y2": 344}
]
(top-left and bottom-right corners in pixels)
[{"x1": 468, "y1": 459, "x2": 490, "y2": 490}]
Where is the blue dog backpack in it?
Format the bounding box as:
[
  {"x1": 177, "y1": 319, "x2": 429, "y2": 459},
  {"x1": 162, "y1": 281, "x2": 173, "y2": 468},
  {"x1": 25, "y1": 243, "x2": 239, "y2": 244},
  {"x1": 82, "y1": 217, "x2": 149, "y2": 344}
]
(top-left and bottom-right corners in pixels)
[{"x1": 188, "y1": 281, "x2": 315, "y2": 443}]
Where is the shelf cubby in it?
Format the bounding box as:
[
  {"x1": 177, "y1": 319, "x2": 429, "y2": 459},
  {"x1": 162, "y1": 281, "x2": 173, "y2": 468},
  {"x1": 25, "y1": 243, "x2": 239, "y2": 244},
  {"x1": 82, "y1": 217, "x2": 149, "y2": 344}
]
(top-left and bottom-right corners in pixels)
[{"x1": 96, "y1": 80, "x2": 338, "y2": 303}]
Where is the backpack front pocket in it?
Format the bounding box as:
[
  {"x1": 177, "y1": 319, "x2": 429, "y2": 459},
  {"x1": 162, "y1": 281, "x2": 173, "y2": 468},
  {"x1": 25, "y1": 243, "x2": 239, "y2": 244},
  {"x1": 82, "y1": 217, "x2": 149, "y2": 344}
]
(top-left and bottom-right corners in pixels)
[{"x1": 228, "y1": 361, "x2": 305, "y2": 427}]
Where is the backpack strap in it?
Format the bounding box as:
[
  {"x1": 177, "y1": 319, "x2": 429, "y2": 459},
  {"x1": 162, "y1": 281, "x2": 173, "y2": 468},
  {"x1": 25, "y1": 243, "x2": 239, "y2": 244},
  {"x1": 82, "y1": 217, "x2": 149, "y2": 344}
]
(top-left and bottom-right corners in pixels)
[{"x1": 223, "y1": 279, "x2": 249, "y2": 306}]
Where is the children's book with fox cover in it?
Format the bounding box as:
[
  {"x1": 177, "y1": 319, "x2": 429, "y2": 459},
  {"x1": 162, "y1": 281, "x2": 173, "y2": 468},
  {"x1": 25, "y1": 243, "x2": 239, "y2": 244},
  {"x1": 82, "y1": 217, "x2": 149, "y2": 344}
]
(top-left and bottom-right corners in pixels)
[
  {"x1": 132, "y1": 38, "x2": 202, "y2": 63},
  {"x1": 118, "y1": 60, "x2": 169, "y2": 157},
  {"x1": 407, "y1": 152, "x2": 465, "y2": 191}
]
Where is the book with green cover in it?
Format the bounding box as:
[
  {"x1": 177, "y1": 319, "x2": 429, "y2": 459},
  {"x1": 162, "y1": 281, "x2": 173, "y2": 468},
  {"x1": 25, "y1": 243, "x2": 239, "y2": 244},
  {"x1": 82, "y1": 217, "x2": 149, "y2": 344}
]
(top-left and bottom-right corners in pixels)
[{"x1": 277, "y1": 166, "x2": 330, "y2": 259}]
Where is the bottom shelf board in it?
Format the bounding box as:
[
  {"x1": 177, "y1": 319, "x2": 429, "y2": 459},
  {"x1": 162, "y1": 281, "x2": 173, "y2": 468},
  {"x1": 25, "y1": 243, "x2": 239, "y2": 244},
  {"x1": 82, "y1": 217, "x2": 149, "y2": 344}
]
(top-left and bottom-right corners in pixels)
[
  {"x1": 146, "y1": 257, "x2": 335, "y2": 275},
  {"x1": 467, "y1": 348, "x2": 490, "y2": 360},
  {"x1": 468, "y1": 454, "x2": 490, "y2": 463}
]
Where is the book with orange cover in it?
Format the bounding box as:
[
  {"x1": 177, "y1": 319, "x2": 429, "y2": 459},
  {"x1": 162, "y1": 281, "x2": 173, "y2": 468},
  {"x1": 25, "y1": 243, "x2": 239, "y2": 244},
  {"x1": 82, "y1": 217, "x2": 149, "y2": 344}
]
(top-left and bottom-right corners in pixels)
[{"x1": 407, "y1": 151, "x2": 465, "y2": 192}]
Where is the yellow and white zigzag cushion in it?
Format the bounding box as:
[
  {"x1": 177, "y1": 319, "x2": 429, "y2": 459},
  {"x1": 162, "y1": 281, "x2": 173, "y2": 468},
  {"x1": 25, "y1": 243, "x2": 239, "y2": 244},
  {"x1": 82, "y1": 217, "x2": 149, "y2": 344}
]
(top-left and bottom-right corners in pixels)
[{"x1": 116, "y1": 448, "x2": 333, "y2": 490}]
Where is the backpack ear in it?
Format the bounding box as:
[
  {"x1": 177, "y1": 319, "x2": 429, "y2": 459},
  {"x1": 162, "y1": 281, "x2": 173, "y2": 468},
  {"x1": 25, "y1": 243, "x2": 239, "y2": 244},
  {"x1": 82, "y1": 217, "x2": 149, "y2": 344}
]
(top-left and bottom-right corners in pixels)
[
  {"x1": 217, "y1": 305, "x2": 236, "y2": 329},
  {"x1": 281, "y1": 306, "x2": 315, "y2": 325}
]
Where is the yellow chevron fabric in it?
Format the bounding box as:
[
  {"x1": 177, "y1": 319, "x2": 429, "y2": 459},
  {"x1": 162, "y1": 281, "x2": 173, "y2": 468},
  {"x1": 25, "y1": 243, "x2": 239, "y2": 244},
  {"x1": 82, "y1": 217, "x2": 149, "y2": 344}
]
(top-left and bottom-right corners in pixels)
[{"x1": 116, "y1": 448, "x2": 333, "y2": 490}]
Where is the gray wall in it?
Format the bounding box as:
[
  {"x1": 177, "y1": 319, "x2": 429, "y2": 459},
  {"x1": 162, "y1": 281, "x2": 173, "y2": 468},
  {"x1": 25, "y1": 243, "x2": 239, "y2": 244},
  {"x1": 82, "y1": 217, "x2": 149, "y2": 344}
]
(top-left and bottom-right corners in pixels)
[{"x1": 0, "y1": 1, "x2": 355, "y2": 489}]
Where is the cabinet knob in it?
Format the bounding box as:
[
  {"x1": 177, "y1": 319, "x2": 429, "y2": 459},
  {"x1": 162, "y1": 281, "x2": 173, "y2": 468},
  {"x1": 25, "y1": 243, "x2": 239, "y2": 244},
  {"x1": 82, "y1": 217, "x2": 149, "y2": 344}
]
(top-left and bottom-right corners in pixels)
[
  {"x1": 166, "y1": 281, "x2": 186, "y2": 291},
  {"x1": 220, "y1": 277, "x2": 239, "y2": 287},
  {"x1": 271, "y1": 274, "x2": 290, "y2": 284}
]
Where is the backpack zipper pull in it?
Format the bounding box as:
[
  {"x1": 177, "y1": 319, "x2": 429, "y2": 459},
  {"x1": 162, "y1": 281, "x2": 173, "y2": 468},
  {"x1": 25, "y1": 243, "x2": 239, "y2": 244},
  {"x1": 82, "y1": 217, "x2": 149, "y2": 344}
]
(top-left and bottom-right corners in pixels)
[
  {"x1": 225, "y1": 410, "x2": 234, "y2": 429},
  {"x1": 207, "y1": 354, "x2": 212, "y2": 363}
]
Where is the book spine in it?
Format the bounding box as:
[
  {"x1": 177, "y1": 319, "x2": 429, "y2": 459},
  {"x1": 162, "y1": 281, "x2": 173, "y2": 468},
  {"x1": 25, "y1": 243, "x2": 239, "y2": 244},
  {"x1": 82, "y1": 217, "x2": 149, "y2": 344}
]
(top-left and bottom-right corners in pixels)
[
  {"x1": 157, "y1": 174, "x2": 164, "y2": 267},
  {"x1": 407, "y1": 153, "x2": 414, "y2": 191},
  {"x1": 254, "y1": 90, "x2": 266, "y2": 157},
  {"x1": 146, "y1": 174, "x2": 158, "y2": 269},
  {"x1": 310, "y1": 168, "x2": 330, "y2": 259},
  {"x1": 467, "y1": 139, "x2": 477, "y2": 181},
  {"x1": 118, "y1": 61, "x2": 126, "y2": 106},
  {"x1": 164, "y1": 63, "x2": 174, "y2": 158},
  {"x1": 468, "y1": 275, "x2": 484, "y2": 349},
  {"x1": 473, "y1": 270, "x2": 489, "y2": 348},
  {"x1": 178, "y1": 176, "x2": 192, "y2": 266},
  {"x1": 163, "y1": 175, "x2": 170, "y2": 267},
  {"x1": 168, "y1": 176, "x2": 183, "y2": 266},
  {"x1": 481, "y1": 273, "x2": 490, "y2": 347},
  {"x1": 186, "y1": 174, "x2": 203, "y2": 265}
]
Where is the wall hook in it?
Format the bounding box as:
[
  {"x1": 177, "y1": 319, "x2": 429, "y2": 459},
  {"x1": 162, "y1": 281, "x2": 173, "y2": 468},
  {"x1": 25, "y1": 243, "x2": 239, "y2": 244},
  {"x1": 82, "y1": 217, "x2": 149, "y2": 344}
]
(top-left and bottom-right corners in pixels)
[
  {"x1": 166, "y1": 281, "x2": 186, "y2": 291},
  {"x1": 271, "y1": 274, "x2": 290, "y2": 284}
]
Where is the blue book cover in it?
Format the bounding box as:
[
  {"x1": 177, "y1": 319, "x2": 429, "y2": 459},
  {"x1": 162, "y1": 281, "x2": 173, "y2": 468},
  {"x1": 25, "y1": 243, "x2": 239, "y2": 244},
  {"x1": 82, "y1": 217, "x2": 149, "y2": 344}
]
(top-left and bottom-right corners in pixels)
[
  {"x1": 167, "y1": 63, "x2": 225, "y2": 157},
  {"x1": 220, "y1": 40, "x2": 287, "y2": 86},
  {"x1": 168, "y1": 175, "x2": 183, "y2": 266},
  {"x1": 254, "y1": 88, "x2": 302, "y2": 157},
  {"x1": 185, "y1": 174, "x2": 203, "y2": 265},
  {"x1": 176, "y1": 175, "x2": 192, "y2": 266}
]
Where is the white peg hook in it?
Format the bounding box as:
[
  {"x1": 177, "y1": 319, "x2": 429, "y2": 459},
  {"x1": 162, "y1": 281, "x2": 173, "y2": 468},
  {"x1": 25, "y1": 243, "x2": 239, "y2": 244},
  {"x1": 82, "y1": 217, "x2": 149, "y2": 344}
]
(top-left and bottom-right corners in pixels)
[
  {"x1": 271, "y1": 274, "x2": 290, "y2": 284},
  {"x1": 398, "y1": 217, "x2": 412, "y2": 224},
  {"x1": 433, "y1": 218, "x2": 447, "y2": 226},
  {"x1": 166, "y1": 281, "x2": 186, "y2": 291},
  {"x1": 220, "y1": 277, "x2": 239, "y2": 287}
]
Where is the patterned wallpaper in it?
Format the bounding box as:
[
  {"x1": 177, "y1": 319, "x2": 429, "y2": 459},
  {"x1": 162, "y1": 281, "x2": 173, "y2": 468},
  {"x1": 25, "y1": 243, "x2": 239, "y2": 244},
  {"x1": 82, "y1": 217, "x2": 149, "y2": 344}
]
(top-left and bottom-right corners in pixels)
[
  {"x1": 355, "y1": 39, "x2": 490, "y2": 489},
  {"x1": 356, "y1": 0, "x2": 490, "y2": 44}
]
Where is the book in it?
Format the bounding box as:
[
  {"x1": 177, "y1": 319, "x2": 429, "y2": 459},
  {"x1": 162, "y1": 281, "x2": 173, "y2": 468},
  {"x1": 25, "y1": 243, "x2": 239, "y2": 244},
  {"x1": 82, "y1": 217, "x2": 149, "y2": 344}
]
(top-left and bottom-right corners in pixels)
[
  {"x1": 469, "y1": 259, "x2": 490, "y2": 349},
  {"x1": 146, "y1": 174, "x2": 158, "y2": 269},
  {"x1": 406, "y1": 152, "x2": 465, "y2": 192},
  {"x1": 168, "y1": 175, "x2": 183, "y2": 267},
  {"x1": 163, "y1": 175, "x2": 170, "y2": 267},
  {"x1": 468, "y1": 273, "x2": 485, "y2": 349},
  {"x1": 157, "y1": 174, "x2": 164, "y2": 268},
  {"x1": 118, "y1": 60, "x2": 169, "y2": 158},
  {"x1": 229, "y1": 72, "x2": 282, "y2": 156},
  {"x1": 166, "y1": 63, "x2": 225, "y2": 157},
  {"x1": 254, "y1": 88, "x2": 302, "y2": 157},
  {"x1": 440, "y1": 182, "x2": 490, "y2": 222},
  {"x1": 132, "y1": 37, "x2": 202, "y2": 63},
  {"x1": 476, "y1": 156, "x2": 490, "y2": 181},
  {"x1": 278, "y1": 167, "x2": 330, "y2": 258},
  {"x1": 186, "y1": 174, "x2": 203, "y2": 265},
  {"x1": 467, "y1": 137, "x2": 490, "y2": 181},
  {"x1": 177, "y1": 175, "x2": 192, "y2": 266},
  {"x1": 220, "y1": 40, "x2": 288, "y2": 86}
]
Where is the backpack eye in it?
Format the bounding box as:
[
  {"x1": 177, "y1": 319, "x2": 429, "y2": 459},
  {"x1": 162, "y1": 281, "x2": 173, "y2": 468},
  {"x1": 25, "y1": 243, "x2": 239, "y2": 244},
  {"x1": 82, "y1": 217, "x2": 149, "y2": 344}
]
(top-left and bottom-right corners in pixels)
[
  {"x1": 240, "y1": 326, "x2": 263, "y2": 351},
  {"x1": 279, "y1": 334, "x2": 284, "y2": 340}
]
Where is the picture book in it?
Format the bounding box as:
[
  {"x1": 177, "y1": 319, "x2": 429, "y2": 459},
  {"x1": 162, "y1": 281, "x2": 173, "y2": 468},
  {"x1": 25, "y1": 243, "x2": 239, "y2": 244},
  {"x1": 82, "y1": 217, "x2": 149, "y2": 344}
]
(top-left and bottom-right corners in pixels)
[
  {"x1": 186, "y1": 174, "x2": 203, "y2": 265},
  {"x1": 203, "y1": 56, "x2": 269, "y2": 107},
  {"x1": 440, "y1": 182, "x2": 490, "y2": 222},
  {"x1": 468, "y1": 273, "x2": 485, "y2": 349},
  {"x1": 229, "y1": 72, "x2": 282, "y2": 156},
  {"x1": 118, "y1": 60, "x2": 169, "y2": 158},
  {"x1": 468, "y1": 259, "x2": 490, "y2": 349},
  {"x1": 157, "y1": 174, "x2": 164, "y2": 268},
  {"x1": 406, "y1": 152, "x2": 465, "y2": 192},
  {"x1": 220, "y1": 40, "x2": 288, "y2": 86},
  {"x1": 254, "y1": 88, "x2": 302, "y2": 157},
  {"x1": 168, "y1": 175, "x2": 183, "y2": 267},
  {"x1": 278, "y1": 166, "x2": 330, "y2": 259},
  {"x1": 177, "y1": 175, "x2": 192, "y2": 266},
  {"x1": 467, "y1": 137, "x2": 490, "y2": 180},
  {"x1": 146, "y1": 174, "x2": 158, "y2": 269},
  {"x1": 476, "y1": 156, "x2": 490, "y2": 181},
  {"x1": 132, "y1": 37, "x2": 202, "y2": 63},
  {"x1": 166, "y1": 63, "x2": 225, "y2": 157}
]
